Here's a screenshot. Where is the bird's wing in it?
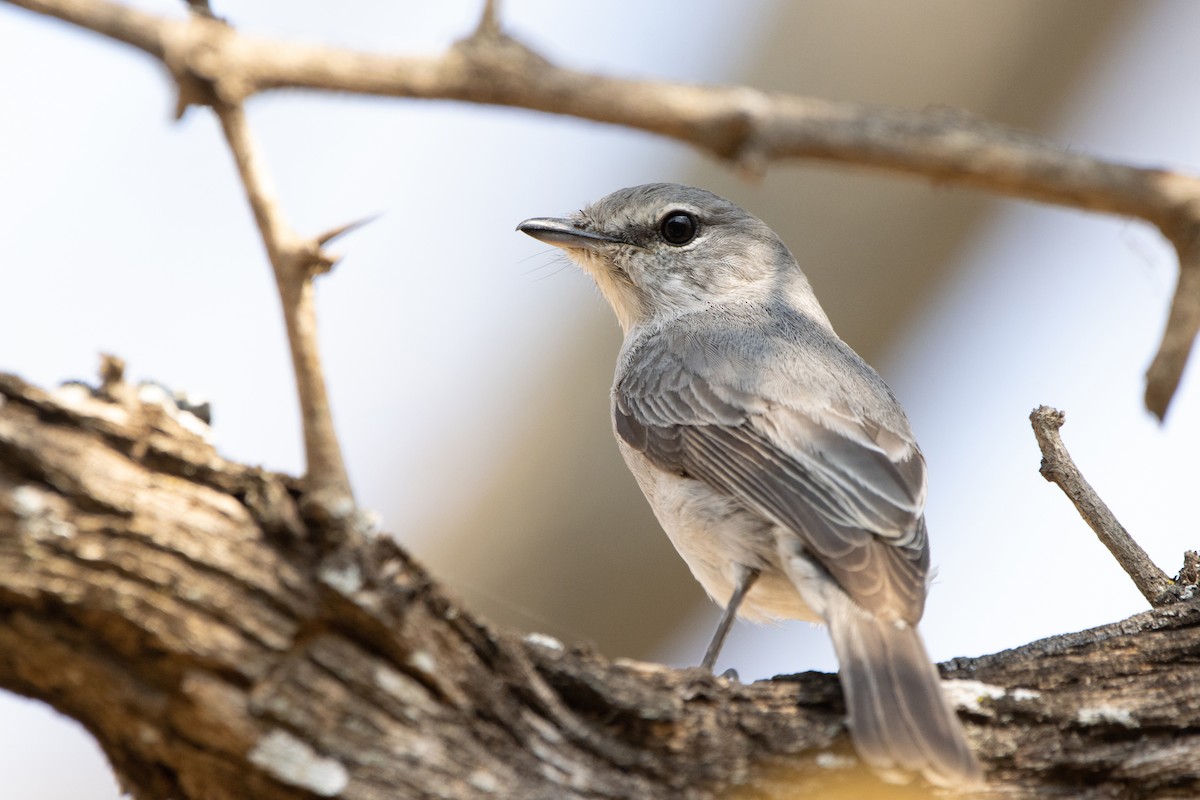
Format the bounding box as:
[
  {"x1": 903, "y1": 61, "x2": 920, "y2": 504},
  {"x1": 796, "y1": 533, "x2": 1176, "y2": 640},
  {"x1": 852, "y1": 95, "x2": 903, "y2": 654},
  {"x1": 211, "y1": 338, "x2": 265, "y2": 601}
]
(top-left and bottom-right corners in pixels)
[{"x1": 615, "y1": 323, "x2": 929, "y2": 621}]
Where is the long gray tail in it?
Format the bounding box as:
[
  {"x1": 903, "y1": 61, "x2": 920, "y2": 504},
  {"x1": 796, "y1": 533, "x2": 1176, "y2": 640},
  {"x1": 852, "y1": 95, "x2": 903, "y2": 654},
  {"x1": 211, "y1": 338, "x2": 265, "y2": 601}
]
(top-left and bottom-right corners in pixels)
[{"x1": 827, "y1": 599, "x2": 983, "y2": 787}]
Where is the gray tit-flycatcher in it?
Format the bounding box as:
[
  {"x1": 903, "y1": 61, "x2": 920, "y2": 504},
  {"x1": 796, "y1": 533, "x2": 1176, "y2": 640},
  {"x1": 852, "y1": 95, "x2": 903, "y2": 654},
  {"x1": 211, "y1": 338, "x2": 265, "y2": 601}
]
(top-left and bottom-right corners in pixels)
[{"x1": 518, "y1": 183, "x2": 982, "y2": 787}]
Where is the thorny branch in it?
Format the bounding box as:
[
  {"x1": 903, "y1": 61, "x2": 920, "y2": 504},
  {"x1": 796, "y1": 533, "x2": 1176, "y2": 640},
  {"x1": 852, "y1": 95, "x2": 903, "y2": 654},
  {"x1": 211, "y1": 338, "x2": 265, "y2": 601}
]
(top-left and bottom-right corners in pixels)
[
  {"x1": 7, "y1": 0, "x2": 1200, "y2": 417},
  {"x1": 210, "y1": 94, "x2": 355, "y2": 527}
]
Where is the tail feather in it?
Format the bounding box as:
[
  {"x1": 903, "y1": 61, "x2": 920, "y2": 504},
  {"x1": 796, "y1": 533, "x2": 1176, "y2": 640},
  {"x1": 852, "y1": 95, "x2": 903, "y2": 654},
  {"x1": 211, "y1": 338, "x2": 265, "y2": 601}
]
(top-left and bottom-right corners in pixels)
[{"x1": 828, "y1": 596, "x2": 983, "y2": 788}]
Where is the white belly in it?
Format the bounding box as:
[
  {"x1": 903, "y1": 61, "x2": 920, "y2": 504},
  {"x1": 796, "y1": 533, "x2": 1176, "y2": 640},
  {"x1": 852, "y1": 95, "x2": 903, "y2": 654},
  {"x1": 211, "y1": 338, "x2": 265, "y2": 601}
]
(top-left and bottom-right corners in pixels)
[{"x1": 619, "y1": 441, "x2": 820, "y2": 623}]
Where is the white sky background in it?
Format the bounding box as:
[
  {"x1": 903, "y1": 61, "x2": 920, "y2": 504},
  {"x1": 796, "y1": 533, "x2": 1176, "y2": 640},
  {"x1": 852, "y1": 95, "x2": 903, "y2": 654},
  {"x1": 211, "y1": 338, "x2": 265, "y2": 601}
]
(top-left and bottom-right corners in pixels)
[{"x1": 3, "y1": 1, "x2": 1200, "y2": 797}]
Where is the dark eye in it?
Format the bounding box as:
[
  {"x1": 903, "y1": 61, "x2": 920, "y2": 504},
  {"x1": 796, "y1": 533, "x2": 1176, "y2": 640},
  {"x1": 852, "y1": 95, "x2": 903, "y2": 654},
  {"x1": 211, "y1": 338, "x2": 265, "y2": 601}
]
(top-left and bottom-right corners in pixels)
[{"x1": 659, "y1": 211, "x2": 698, "y2": 246}]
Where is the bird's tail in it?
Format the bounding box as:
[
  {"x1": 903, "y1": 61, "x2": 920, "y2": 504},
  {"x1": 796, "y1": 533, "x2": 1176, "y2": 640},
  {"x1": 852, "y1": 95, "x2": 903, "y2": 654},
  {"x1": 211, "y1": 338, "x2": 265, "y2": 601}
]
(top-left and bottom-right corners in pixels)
[{"x1": 826, "y1": 597, "x2": 983, "y2": 788}]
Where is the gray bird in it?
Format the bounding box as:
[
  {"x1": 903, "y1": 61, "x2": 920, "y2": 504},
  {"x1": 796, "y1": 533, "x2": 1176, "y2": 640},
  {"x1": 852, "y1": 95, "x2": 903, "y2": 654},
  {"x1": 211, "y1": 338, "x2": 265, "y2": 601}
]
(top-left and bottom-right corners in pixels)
[{"x1": 517, "y1": 183, "x2": 982, "y2": 787}]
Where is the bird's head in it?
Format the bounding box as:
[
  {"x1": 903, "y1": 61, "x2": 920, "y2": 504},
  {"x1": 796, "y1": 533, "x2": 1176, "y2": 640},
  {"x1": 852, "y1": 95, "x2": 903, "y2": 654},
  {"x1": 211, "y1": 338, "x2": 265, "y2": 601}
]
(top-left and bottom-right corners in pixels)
[{"x1": 518, "y1": 183, "x2": 820, "y2": 333}]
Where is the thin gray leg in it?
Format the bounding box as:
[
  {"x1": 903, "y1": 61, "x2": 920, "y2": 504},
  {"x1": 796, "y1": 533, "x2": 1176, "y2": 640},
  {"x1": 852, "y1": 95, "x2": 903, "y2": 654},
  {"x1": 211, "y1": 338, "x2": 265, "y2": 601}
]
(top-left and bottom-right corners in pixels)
[{"x1": 700, "y1": 567, "x2": 760, "y2": 672}]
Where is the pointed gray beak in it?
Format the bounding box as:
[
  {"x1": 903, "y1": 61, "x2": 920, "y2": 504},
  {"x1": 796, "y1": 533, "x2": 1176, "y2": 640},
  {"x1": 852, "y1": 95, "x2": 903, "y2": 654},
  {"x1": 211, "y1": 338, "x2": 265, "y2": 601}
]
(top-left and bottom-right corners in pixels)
[{"x1": 517, "y1": 217, "x2": 625, "y2": 252}]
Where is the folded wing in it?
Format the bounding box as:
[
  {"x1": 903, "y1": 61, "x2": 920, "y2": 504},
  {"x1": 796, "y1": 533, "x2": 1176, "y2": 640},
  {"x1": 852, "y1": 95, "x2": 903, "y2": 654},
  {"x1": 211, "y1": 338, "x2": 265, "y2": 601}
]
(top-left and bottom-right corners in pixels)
[{"x1": 615, "y1": 323, "x2": 930, "y2": 622}]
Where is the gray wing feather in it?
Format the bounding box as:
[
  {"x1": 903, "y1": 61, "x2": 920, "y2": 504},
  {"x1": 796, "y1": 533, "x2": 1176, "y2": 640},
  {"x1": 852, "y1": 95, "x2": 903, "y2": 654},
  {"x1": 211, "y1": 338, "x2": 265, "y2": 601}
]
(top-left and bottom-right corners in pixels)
[{"x1": 615, "y1": 318, "x2": 929, "y2": 621}]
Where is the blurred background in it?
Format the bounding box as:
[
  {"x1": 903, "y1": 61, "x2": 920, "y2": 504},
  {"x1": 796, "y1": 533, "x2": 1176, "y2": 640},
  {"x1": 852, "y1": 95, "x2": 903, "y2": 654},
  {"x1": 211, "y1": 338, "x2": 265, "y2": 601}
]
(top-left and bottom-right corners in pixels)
[{"x1": 3, "y1": 1, "x2": 1200, "y2": 796}]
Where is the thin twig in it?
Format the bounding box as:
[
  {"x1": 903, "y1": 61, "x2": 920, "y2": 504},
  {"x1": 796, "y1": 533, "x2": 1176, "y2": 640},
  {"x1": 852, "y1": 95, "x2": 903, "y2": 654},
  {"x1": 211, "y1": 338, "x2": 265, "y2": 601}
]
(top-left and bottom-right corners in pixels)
[
  {"x1": 8, "y1": 0, "x2": 1200, "y2": 417},
  {"x1": 210, "y1": 95, "x2": 355, "y2": 523},
  {"x1": 1030, "y1": 406, "x2": 1172, "y2": 606},
  {"x1": 474, "y1": 0, "x2": 499, "y2": 39},
  {"x1": 1147, "y1": 234, "x2": 1200, "y2": 418},
  {"x1": 316, "y1": 214, "x2": 379, "y2": 247},
  {"x1": 184, "y1": 0, "x2": 214, "y2": 20}
]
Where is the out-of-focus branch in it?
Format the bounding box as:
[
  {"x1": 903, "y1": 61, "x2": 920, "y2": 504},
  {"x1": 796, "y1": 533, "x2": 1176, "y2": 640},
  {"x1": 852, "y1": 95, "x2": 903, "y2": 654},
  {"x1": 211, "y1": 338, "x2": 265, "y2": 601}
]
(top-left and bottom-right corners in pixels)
[
  {"x1": 6, "y1": 0, "x2": 1200, "y2": 416},
  {"x1": 1148, "y1": 234, "x2": 1200, "y2": 418},
  {"x1": 1030, "y1": 406, "x2": 1175, "y2": 605}
]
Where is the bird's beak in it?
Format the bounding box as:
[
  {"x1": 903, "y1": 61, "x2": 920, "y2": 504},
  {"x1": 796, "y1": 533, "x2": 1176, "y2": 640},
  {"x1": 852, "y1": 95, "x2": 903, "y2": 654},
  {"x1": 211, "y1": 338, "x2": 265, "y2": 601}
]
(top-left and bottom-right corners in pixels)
[{"x1": 517, "y1": 217, "x2": 624, "y2": 252}]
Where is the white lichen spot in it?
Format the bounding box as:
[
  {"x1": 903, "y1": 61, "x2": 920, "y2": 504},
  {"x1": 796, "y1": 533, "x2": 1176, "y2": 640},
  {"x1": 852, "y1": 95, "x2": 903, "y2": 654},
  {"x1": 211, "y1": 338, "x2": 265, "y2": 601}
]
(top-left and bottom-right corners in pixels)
[
  {"x1": 325, "y1": 495, "x2": 357, "y2": 522},
  {"x1": 374, "y1": 664, "x2": 434, "y2": 712},
  {"x1": 319, "y1": 563, "x2": 363, "y2": 595},
  {"x1": 941, "y1": 679, "x2": 1040, "y2": 713},
  {"x1": 49, "y1": 383, "x2": 129, "y2": 425},
  {"x1": 11, "y1": 485, "x2": 47, "y2": 518},
  {"x1": 248, "y1": 729, "x2": 349, "y2": 797},
  {"x1": 172, "y1": 402, "x2": 214, "y2": 441},
  {"x1": 524, "y1": 632, "x2": 564, "y2": 651},
  {"x1": 814, "y1": 752, "x2": 856, "y2": 771},
  {"x1": 135, "y1": 384, "x2": 212, "y2": 440},
  {"x1": 468, "y1": 770, "x2": 500, "y2": 793},
  {"x1": 1077, "y1": 705, "x2": 1137, "y2": 727},
  {"x1": 136, "y1": 382, "x2": 172, "y2": 406},
  {"x1": 10, "y1": 485, "x2": 74, "y2": 540},
  {"x1": 408, "y1": 650, "x2": 437, "y2": 677},
  {"x1": 357, "y1": 509, "x2": 382, "y2": 537}
]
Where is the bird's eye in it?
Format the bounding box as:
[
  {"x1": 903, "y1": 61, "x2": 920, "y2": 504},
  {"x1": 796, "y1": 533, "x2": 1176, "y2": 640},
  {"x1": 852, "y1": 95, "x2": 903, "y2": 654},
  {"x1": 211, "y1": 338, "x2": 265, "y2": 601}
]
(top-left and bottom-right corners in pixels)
[{"x1": 659, "y1": 211, "x2": 698, "y2": 246}]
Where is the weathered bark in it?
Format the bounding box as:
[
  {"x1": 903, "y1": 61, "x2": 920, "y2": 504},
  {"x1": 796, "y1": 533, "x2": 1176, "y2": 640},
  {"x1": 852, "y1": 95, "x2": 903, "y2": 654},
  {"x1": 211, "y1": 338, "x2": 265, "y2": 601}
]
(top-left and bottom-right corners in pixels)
[{"x1": 1, "y1": 372, "x2": 1198, "y2": 799}]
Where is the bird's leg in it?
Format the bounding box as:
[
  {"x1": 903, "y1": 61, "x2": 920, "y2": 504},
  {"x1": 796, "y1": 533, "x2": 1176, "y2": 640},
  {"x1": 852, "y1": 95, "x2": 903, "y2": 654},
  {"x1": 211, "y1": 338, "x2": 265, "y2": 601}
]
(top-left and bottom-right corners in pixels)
[{"x1": 701, "y1": 566, "x2": 760, "y2": 672}]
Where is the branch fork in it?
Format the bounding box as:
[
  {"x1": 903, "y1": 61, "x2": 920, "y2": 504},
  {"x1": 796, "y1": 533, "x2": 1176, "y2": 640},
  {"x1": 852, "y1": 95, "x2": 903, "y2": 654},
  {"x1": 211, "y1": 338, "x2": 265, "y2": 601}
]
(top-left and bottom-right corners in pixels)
[{"x1": 11, "y1": 0, "x2": 1200, "y2": 416}]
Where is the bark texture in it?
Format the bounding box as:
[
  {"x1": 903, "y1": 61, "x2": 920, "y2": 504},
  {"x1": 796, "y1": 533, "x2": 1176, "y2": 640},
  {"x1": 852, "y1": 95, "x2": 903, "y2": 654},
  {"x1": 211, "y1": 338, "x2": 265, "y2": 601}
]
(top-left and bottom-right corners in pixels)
[{"x1": 1, "y1": 373, "x2": 1199, "y2": 799}]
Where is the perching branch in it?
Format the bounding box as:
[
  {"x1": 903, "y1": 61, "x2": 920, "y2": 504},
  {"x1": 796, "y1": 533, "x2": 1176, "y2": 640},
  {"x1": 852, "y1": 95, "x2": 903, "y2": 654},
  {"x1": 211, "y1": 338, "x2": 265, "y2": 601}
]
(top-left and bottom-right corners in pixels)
[
  {"x1": 1030, "y1": 406, "x2": 1176, "y2": 605},
  {"x1": 7, "y1": 0, "x2": 1200, "y2": 417},
  {"x1": 2, "y1": 371, "x2": 1200, "y2": 799}
]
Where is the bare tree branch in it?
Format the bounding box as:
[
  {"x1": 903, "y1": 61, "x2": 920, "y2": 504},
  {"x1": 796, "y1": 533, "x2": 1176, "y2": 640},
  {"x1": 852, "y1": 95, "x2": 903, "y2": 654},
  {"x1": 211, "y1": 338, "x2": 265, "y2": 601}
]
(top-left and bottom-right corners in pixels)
[
  {"x1": 1148, "y1": 234, "x2": 1200, "y2": 418},
  {"x1": 1030, "y1": 406, "x2": 1175, "y2": 605},
  {"x1": 5, "y1": 0, "x2": 1200, "y2": 416},
  {"x1": 2, "y1": 372, "x2": 1200, "y2": 799},
  {"x1": 210, "y1": 91, "x2": 355, "y2": 525},
  {"x1": 6, "y1": 2, "x2": 1200, "y2": 797}
]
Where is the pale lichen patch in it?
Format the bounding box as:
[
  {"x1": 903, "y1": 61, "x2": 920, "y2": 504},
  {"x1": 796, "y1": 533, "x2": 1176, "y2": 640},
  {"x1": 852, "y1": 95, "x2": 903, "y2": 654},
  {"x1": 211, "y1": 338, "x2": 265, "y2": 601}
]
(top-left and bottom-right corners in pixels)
[
  {"x1": 248, "y1": 729, "x2": 349, "y2": 796},
  {"x1": 50, "y1": 383, "x2": 129, "y2": 425},
  {"x1": 408, "y1": 650, "x2": 437, "y2": 677},
  {"x1": 468, "y1": 769, "x2": 500, "y2": 793},
  {"x1": 1078, "y1": 705, "x2": 1137, "y2": 727},
  {"x1": 136, "y1": 382, "x2": 213, "y2": 441},
  {"x1": 11, "y1": 485, "x2": 48, "y2": 518},
  {"x1": 524, "y1": 632, "x2": 564, "y2": 651},
  {"x1": 374, "y1": 664, "x2": 437, "y2": 715},
  {"x1": 10, "y1": 485, "x2": 75, "y2": 540},
  {"x1": 942, "y1": 679, "x2": 1041, "y2": 714},
  {"x1": 319, "y1": 562, "x2": 364, "y2": 595}
]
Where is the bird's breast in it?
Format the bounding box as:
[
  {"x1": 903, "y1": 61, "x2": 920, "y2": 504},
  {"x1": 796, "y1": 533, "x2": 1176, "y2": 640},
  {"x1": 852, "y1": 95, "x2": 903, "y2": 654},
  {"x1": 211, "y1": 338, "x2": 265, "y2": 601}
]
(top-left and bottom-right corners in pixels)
[{"x1": 616, "y1": 440, "x2": 818, "y2": 623}]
